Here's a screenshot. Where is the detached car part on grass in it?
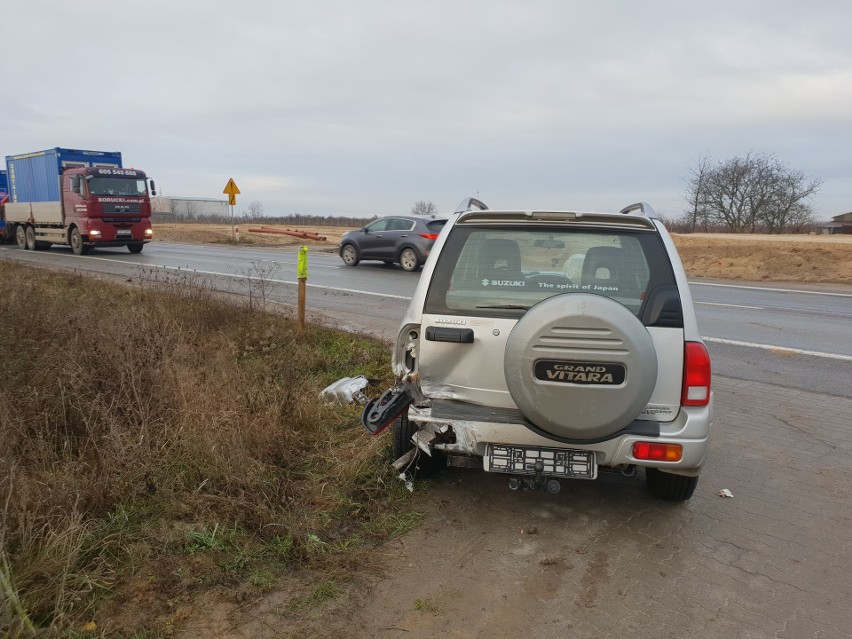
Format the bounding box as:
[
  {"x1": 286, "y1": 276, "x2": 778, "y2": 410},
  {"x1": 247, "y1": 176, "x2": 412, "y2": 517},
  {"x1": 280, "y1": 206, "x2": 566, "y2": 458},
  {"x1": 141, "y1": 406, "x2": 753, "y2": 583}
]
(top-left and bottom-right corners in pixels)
[{"x1": 330, "y1": 198, "x2": 713, "y2": 502}]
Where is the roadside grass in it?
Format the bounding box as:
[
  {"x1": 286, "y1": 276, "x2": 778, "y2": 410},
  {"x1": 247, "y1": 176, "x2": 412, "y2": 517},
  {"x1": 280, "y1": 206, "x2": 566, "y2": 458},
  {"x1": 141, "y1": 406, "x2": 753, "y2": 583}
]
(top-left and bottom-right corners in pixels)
[{"x1": 0, "y1": 260, "x2": 419, "y2": 637}]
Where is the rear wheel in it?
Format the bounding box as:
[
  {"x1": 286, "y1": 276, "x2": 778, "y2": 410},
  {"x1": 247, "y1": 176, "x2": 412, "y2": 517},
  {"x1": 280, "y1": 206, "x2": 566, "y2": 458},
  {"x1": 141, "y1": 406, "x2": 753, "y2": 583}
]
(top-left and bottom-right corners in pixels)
[
  {"x1": 645, "y1": 468, "x2": 698, "y2": 501},
  {"x1": 128, "y1": 243, "x2": 144, "y2": 254},
  {"x1": 341, "y1": 244, "x2": 359, "y2": 266},
  {"x1": 15, "y1": 225, "x2": 26, "y2": 250},
  {"x1": 392, "y1": 413, "x2": 441, "y2": 477},
  {"x1": 399, "y1": 247, "x2": 419, "y2": 272},
  {"x1": 25, "y1": 226, "x2": 37, "y2": 251},
  {"x1": 69, "y1": 228, "x2": 86, "y2": 256}
]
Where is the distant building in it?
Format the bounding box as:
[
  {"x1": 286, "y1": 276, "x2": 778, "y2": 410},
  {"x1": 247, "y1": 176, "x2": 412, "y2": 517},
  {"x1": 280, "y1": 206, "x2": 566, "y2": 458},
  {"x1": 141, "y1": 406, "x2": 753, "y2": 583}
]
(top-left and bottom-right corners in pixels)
[
  {"x1": 152, "y1": 196, "x2": 228, "y2": 220},
  {"x1": 822, "y1": 212, "x2": 852, "y2": 234}
]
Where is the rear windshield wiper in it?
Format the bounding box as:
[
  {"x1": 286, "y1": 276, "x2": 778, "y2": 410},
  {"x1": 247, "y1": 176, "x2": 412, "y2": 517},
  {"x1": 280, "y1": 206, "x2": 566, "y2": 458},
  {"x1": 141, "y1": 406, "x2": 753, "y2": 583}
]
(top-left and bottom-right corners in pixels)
[{"x1": 475, "y1": 304, "x2": 531, "y2": 310}]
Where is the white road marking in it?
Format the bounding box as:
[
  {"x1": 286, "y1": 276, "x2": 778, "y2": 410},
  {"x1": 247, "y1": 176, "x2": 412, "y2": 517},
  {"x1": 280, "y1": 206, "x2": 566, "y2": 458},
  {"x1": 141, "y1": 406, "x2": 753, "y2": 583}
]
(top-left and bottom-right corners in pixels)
[
  {"x1": 74, "y1": 255, "x2": 414, "y2": 300},
  {"x1": 696, "y1": 301, "x2": 764, "y2": 310},
  {"x1": 703, "y1": 337, "x2": 852, "y2": 362},
  {"x1": 690, "y1": 281, "x2": 852, "y2": 298}
]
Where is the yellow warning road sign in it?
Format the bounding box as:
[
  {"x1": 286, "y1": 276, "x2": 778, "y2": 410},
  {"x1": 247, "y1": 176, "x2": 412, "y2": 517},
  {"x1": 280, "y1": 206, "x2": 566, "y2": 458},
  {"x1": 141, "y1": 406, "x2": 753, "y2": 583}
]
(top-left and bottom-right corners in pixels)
[{"x1": 223, "y1": 178, "x2": 240, "y2": 196}]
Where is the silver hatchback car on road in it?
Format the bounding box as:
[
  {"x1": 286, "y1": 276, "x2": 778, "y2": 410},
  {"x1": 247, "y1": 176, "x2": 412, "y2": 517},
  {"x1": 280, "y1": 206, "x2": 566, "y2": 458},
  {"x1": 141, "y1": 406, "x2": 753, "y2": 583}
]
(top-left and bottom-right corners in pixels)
[{"x1": 386, "y1": 199, "x2": 713, "y2": 501}]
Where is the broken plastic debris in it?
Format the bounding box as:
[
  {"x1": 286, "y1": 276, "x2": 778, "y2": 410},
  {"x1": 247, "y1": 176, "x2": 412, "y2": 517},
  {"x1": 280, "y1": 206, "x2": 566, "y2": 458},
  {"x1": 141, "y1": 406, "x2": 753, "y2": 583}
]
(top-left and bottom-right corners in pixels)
[
  {"x1": 719, "y1": 488, "x2": 734, "y2": 498},
  {"x1": 398, "y1": 472, "x2": 414, "y2": 492},
  {"x1": 319, "y1": 375, "x2": 369, "y2": 405},
  {"x1": 392, "y1": 448, "x2": 417, "y2": 472}
]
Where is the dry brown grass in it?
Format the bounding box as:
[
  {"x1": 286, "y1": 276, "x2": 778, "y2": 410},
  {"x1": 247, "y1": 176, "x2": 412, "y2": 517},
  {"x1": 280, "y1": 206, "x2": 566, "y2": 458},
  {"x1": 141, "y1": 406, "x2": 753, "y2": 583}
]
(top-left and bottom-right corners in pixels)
[
  {"x1": 671, "y1": 233, "x2": 852, "y2": 284},
  {"x1": 0, "y1": 262, "x2": 418, "y2": 637},
  {"x1": 153, "y1": 224, "x2": 852, "y2": 284}
]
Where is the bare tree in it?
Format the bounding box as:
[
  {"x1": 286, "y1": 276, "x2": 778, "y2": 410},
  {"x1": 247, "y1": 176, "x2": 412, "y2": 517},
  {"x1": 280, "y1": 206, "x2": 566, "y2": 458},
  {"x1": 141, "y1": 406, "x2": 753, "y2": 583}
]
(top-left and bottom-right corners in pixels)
[
  {"x1": 762, "y1": 169, "x2": 820, "y2": 233},
  {"x1": 243, "y1": 201, "x2": 265, "y2": 219},
  {"x1": 685, "y1": 152, "x2": 821, "y2": 233},
  {"x1": 683, "y1": 153, "x2": 713, "y2": 232},
  {"x1": 411, "y1": 200, "x2": 438, "y2": 216}
]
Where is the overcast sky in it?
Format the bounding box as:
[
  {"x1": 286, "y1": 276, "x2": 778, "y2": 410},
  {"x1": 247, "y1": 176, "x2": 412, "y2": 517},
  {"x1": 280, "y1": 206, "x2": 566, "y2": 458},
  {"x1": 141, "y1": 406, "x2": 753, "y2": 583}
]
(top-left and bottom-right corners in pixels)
[{"x1": 2, "y1": 1, "x2": 850, "y2": 219}]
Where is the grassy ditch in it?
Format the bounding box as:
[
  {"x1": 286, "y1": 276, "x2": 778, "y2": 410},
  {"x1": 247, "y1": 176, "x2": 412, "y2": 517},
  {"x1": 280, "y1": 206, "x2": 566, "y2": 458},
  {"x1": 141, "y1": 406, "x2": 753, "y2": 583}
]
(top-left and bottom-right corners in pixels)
[{"x1": 0, "y1": 261, "x2": 418, "y2": 637}]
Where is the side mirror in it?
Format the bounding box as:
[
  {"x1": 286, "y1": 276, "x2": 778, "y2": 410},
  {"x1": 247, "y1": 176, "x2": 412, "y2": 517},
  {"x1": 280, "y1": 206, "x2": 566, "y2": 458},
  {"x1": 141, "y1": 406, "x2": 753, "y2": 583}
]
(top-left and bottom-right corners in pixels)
[
  {"x1": 149, "y1": 180, "x2": 157, "y2": 196},
  {"x1": 361, "y1": 226, "x2": 369, "y2": 233},
  {"x1": 70, "y1": 175, "x2": 81, "y2": 194}
]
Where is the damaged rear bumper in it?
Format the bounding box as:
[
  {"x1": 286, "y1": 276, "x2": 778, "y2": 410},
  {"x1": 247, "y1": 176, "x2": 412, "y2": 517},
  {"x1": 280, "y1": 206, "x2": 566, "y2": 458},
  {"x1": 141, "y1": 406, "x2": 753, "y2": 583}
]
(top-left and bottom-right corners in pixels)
[{"x1": 407, "y1": 397, "x2": 712, "y2": 476}]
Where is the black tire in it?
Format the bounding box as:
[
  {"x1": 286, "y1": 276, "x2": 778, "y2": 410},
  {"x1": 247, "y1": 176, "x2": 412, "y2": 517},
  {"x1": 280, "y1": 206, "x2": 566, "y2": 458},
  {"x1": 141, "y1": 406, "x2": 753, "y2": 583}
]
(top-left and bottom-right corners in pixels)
[
  {"x1": 128, "y1": 243, "x2": 144, "y2": 254},
  {"x1": 15, "y1": 225, "x2": 26, "y2": 250},
  {"x1": 341, "y1": 243, "x2": 359, "y2": 266},
  {"x1": 391, "y1": 413, "x2": 442, "y2": 477},
  {"x1": 399, "y1": 247, "x2": 419, "y2": 272},
  {"x1": 645, "y1": 468, "x2": 698, "y2": 501},
  {"x1": 69, "y1": 227, "x2": 86, "y2": 256},
  {"x1": 25, "y1": 226, "x2": 37, "y2": 251}
]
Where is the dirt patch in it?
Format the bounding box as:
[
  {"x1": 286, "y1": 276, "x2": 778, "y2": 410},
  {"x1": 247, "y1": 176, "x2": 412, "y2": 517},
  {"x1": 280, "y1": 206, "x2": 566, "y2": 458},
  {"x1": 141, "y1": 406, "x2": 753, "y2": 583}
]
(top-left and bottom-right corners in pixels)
[
  {"x1": 671, "y1": 233, "x2": 852, "y2": 284},
  {"x1": 153, "y1": 224, "x2": 350, "y2": 253},
  {"x1": 153, "y1": 224, "x2": 852, "y2": 284}
]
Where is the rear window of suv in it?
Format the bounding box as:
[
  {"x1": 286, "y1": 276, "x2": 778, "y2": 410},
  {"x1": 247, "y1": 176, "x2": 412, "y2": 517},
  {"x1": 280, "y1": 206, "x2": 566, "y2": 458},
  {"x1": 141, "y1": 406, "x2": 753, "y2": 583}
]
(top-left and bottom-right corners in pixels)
[
  {"x1": 424, "y1": 226, "x2": 676, "y2": 318},
  {"x1": 427, "y1": 220, "x2": 447, "y2": 233}
]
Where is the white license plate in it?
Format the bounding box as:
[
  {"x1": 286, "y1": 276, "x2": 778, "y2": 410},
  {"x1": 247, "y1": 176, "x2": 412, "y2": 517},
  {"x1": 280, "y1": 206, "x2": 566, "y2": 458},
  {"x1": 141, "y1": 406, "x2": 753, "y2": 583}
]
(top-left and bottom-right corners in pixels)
[
  {"x1": 486, "y1": 445, "x2": 597, "y2": 479},
  {"x1": 116, "y1": 230, "x2": 132, "y2": 239}
]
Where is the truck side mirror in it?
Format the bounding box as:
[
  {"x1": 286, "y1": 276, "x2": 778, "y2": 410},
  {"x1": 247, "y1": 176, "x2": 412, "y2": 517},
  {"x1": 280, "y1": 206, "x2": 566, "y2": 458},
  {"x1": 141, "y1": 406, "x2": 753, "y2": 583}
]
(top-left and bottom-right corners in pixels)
[
  {"x1": 149, "y1": 180, "x2": 157, "y2": 196},
  {"x1": 70, "y1": 175, "x2": 81, "y2": 194}
]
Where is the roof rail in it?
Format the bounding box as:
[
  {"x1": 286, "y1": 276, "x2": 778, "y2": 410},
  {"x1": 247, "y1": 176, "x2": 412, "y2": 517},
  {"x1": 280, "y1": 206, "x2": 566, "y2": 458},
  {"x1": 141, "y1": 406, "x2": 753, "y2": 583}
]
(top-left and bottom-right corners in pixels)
[
  {"x1": 455, "y1": 197, "x2": 488, "y2": 213},
  {"x1": 619, "y1": 202, "x2": 656, "y2": 217}
]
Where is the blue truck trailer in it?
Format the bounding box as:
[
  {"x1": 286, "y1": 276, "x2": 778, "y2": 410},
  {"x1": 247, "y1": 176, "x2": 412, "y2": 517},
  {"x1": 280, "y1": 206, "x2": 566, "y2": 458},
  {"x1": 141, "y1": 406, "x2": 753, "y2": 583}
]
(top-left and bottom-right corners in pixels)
[
  {"x1": 0, "y1": 170, "x2": 7, "y2": 236},
  {"x1": 2, "y1": 147, "x2": 155, "y2": 254}
]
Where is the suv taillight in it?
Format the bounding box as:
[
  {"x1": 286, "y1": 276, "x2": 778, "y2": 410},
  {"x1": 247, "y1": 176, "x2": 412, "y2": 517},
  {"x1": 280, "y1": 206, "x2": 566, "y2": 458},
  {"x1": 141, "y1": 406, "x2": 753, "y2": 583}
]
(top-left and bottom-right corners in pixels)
[
  {"x1": 682, "y1": 342, "x2": 711, "y2": 406},
  {"x1": 419, "y1": 233, "x2": 439, "y2": 240}
]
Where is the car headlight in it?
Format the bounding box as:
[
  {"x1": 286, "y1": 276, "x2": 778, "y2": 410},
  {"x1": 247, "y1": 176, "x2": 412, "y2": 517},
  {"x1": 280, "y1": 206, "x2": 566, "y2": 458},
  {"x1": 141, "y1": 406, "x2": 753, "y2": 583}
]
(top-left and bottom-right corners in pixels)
[
  {"x1": 89, "y1": 229, "x2": 102, "y2": 238},
  {"x1": 144, "y1": 229, "x2": 154, "y2": 238}
]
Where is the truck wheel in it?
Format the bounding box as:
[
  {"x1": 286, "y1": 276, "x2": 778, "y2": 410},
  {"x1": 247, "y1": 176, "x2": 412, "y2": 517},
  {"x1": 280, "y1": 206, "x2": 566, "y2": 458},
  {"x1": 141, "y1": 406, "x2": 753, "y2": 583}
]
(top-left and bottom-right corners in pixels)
[
  {"x1": 15, "y1": 226, "x2": 26, "y2": 250},
  {"x1": 69, "y1": 228, "x2": 86, "y2": 256},
  {"x1": 645, "y1": 468, "x2": 699, "y2": 502},
  {"x1": 128, "y1": 243, "x2": 144, "y2": 254},
  {"x1": 25, "y1": 226, "x2": 37, "y2": 251}
]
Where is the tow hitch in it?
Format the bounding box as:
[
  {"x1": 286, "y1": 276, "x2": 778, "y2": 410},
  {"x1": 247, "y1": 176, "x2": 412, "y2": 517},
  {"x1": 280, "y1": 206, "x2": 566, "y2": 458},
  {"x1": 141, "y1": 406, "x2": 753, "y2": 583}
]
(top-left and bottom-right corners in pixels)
[{"x1": 507, "y1": 460, "x2": 562, "y2": 494}]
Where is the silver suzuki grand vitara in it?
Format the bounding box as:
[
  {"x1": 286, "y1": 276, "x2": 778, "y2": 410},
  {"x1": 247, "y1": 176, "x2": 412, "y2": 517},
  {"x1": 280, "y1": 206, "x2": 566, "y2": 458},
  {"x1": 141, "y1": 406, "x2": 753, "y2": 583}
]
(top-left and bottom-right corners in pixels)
[{"x1": 388, "y1": 199, "x2": 712, "y2": 501}]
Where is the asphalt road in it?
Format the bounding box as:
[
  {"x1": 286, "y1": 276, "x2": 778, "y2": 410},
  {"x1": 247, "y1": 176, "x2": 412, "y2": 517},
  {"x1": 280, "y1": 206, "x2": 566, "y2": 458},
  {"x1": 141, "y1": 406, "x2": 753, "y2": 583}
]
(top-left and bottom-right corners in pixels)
[
  {"x1": 3, "y1": 241, "x2": 850, "y2": 397},
  {"x1": 3, "y1": 240, "x2": 852, "y2": 637}
]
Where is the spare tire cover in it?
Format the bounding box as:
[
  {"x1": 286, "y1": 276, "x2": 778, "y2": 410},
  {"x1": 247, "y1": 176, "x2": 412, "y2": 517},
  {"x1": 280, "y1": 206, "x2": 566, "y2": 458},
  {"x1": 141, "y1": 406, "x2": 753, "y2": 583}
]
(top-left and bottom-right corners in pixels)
[{"x1": 504, "y1": 294, "x2": 657, "y2": 439}]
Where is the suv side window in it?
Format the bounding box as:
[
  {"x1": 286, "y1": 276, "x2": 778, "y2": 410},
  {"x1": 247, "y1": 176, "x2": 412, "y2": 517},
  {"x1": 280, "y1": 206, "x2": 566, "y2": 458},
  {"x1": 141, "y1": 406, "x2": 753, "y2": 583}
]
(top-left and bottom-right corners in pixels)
[
  {"x1": 366, "y1": 219, "x2": 390, "y2": 232},
  {"x1": 424, "y1": 226, "x2": 675, "y2": 319},
  {"x1": 388, "y1": 218, "x2": 415, "y2": 231}
]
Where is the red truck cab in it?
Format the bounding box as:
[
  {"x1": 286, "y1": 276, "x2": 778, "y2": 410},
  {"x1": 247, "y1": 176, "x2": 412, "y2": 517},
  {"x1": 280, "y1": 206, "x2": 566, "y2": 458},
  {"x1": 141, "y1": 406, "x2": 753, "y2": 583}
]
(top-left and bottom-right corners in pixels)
[{"x1": 63, "y1": 167, "x2": 154, "y2": 254}]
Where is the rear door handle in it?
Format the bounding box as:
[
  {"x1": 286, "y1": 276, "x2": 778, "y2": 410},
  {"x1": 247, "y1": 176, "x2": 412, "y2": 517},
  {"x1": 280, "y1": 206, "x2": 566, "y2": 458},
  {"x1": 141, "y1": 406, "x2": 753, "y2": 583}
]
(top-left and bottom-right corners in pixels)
[{"x1": 425, "y1": 327, "x2": 474, "y2": 343}]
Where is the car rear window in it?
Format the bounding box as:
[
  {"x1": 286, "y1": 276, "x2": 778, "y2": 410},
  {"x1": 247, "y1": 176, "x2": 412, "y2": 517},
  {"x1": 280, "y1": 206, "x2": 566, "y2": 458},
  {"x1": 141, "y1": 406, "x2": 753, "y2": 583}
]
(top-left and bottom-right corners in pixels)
[
  {"x1": 423, "y1": 226, "x2": 675, "y2": 318},
  {"x1": 427, "y1": 219, "x2": 447, "y2": 232}
]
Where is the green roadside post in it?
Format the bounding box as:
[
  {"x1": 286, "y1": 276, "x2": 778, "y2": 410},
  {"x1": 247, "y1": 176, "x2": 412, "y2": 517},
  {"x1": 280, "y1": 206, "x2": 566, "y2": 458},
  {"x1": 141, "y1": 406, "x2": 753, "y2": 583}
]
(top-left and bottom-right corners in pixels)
[{"x1": 298, "y1": 245, "x2": 308, "y2": 331}]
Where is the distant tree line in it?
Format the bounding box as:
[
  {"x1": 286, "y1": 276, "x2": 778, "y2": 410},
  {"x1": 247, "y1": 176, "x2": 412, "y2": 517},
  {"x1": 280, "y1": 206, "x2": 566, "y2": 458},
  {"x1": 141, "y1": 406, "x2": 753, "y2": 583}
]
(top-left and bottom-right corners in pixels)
[
  {"x1": 678, "y1": 152, "x2": 821, "y2": 233},
  {"x1": 157, "y1": 199, "x2": 445, "y2": 227}
]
